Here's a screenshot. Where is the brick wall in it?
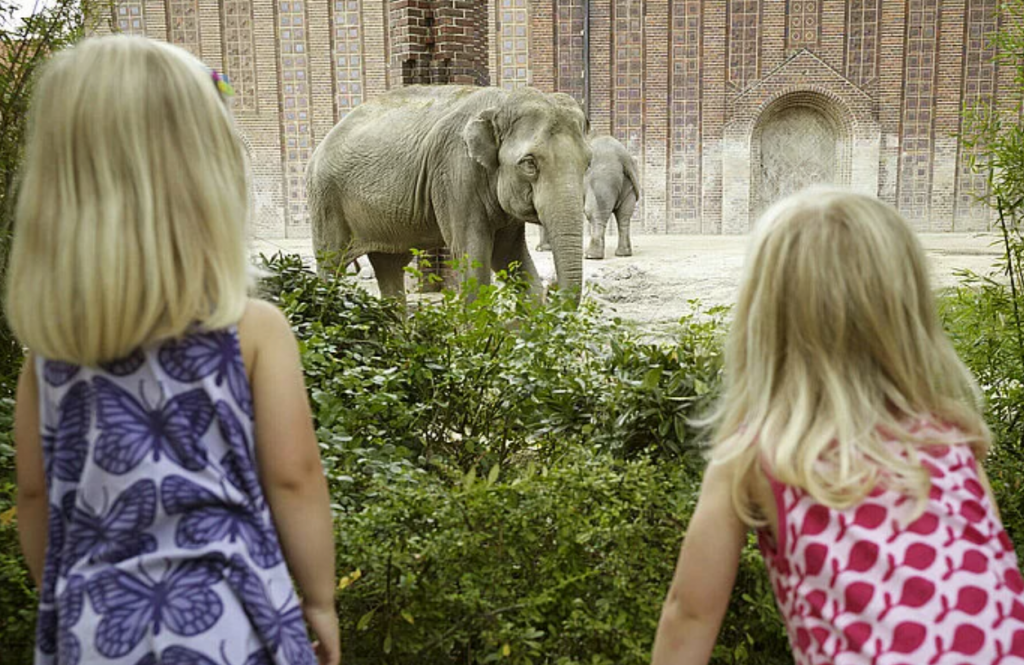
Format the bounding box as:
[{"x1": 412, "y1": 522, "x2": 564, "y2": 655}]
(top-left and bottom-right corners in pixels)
[
  {"x1": 99, "y1": 0, "x2": 1000, "y2": 236},
  {"x1": 525, "y1": 0, "x2": 998, "y2": 233}
]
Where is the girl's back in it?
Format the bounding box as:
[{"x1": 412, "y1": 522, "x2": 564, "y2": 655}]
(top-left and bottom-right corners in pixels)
[
  {"x1": 35, "y1": 326, "x2": 313, "y2": 664},
  {"x1": 759, "y1": 420, "x2": 1024, "y2": 663}
]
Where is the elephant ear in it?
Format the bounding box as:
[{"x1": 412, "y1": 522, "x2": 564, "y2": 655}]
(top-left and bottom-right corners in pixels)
[{"x1": 463, "y1": 107, "x2": 500, "y2": 171}]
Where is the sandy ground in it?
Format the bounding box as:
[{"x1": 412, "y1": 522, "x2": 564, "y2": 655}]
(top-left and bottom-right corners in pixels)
[{"x1": 252, "y1": 225, "x2": 1004, "y2": 334}]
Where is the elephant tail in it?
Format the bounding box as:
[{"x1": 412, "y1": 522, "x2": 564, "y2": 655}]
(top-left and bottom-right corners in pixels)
[{"x1": 623, "y1": 155, "x2": 641, "y2": 202}]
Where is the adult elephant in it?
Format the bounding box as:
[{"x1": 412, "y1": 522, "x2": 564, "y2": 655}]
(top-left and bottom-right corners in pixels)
[{"x1": 307, "y1": 85, "x2": 591, "y2": 301}]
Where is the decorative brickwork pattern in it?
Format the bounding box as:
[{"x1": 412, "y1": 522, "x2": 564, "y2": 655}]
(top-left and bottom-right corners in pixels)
[
  {"x1": 557, "y1": 0, "x2": 585, "y2": 102},
  {"x1": 115, "y1": 2, "x2": 146, "y2": 35},
  {"x1": 955, "y1": 0, "x2": 997, "y2": 227},
  {"x1": 897, "y1": 0, "x2": 939, "y2": 224},
  {"x1": 612, "y1": 0, "x2": 643, "y2": 151},
  {"x1": 845, "y1": 0, "x2": 879, "y2": 85},
  {"x1": 222, "y1": 1, "x2": 258, "y2": 112},
  {"x1": 277, "y1": 0, "x2": 314, "y2": 232},
  {"x1": 728, "y1": 0, "x2": 760, "y2": 90},
  {"x1": 167, "y1": 0, "x2": 200, "y2": 55},
  {"x1": 787, "y1": 0, "x2": 820, "y2": 49},
  {"x1": 496, "y1": 0, "x2": 530, "y2": 89},
  {"x1": 332, "y1": 1, "x2": 365, "y2": 117},
  {"x1": 670, "y1": 0, "x2": 702, "y2": 231}
]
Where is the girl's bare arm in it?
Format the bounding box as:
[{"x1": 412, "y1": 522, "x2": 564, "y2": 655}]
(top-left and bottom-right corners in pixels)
[
  {"x1": 651, "y1": 459, "x2": 747, "y2": 665},
  {"x1": 242, "y1": 301, "x2": 337, "y2": 606},
  {"x1": 14, "y1": 355, "x2": 47, "y2": 587}
]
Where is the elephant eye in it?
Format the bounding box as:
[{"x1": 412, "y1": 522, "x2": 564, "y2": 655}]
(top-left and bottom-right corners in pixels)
[{"x1": 518, "y1": 156, "x2": 538, "y2": 176}]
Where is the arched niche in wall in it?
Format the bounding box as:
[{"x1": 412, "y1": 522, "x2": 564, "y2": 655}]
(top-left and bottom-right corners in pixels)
[
  {"x1": 721, "y1": 50, "x2": 881, "y2": 233},
  {"x1": 751, "y1": 91, "x2": 852, "y2": 220}
]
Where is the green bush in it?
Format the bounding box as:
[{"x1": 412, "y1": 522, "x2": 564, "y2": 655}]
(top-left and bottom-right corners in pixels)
[
  {"x1": 7, "y1": 249, "x2": 1024, "y2": 664},
  {"x1": 258, "y1": 255, "x2": 723, "y2": 496},
  {"x1": 258, "y1": 255, "x2": 787, "y2": 664}
]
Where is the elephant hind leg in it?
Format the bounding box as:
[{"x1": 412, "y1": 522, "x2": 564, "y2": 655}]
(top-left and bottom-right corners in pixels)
[
  {"x1": 368, "y1": 252, "x2": 412, "y2": 301},
  {"x1": 613, "y1": 190, "x2": 637, "y2": 257},
  {"x1": 585, "y1": 200, "x2": 614, "y2": 260}
]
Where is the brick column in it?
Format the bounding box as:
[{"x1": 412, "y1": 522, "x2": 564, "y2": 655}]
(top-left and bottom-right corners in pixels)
[
  {"x1": 645, "y1": 0, "x2": 669, "y2": 233},
  {"x1": 931, "y1": 0, "x2": 965, "y2": 231},
  {"x1": 589, "y1": 0, "x2": 613, "y2": 134},
  {"x1": 530, "y1": 0, "x2": 556, "y2": 91},
  {"x1": 702, "y1": 0, "x2": 727, "y2": 233},
  {"x1": 876, "y1": 0, "x2": 906, "y2": 206},
  {"x1": 307, "y1": 0, "x2": 336, "y2": 140},
  {"x1": 197, "y1": 0, "x2": 222, "y2": 69},
  {"x1": 386, "y1": 0, "x2": 491, "y2": 287},
  {"x1": 390, "y1": 0, "x2": 432, "y2": 84},
  {"x1": 435, "y1": 0, "x2": 490, "y2": 84},
  {"x1": 363, "y1": 0, "x2": 391, "y2": 95},
  {"x1": 820, "y1": 0, "x2": 846, "y2": 71},
  {"x1": 246, "y1": 0, "x2": 286, "y2": 238},
  {"x1": 144, "y1": 0, "x2": 168, "y2": 39},
  {"x1": 760, "y1": 0, "x2": 785, "y2": 73}
]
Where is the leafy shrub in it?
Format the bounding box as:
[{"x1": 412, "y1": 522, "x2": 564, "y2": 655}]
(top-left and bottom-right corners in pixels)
[
  {"x1": 258, "y1": 254, "x2": 723, "y2": 498},
  {"x1": 258, "y1": 254, "x2": 789, "y2": 664},
  {"x1": 330, "y1": 451, "x2": 788, "y2": 665}
]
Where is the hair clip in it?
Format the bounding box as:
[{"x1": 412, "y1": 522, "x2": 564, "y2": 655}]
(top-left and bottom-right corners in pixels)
[{"x1": 210, "y1": 69, "x2": 235, "y2": 98}]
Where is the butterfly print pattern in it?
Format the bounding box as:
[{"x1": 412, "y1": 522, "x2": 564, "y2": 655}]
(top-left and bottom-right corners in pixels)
[
  {"x1": 162, "y1": 475, "x2": 282, "y2": 569},
  {"x1": 86, "y1": 557, "x2": 225, "y2": 657},
  {"x1": 64, "y1": 479, "x2": 158, "y2": 571},
  {"x1": 217, "y1": 401, "x2": 265, "y2": 510},
  {"x1": 43, "y1": 360, "x2": 80, "y2": 387},
  {"x1": 42, "y1": 381, "x2": 90, "y2": 484},
  {"x1": 159, "y1": 331, "x2": 254, "y2": 417},
  {"x1": 758, "y1": 422, "x2": 1024, "y2": 664},
  {"x1": 101, "y1": 348, "x2": 146, "y2": 377},
  {"x1": 227, "y1": 555, "x2": 317, "y2": 665},
  {"x1": 93, "y1": 377, "x2": 214, "y2": 475},
  {"x1": 32, "y1": 328, "x2": 312, "y2": 665}
]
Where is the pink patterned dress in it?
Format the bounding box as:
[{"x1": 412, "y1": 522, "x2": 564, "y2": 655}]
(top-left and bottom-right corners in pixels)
[{"x1": 757, "y1": 422, "x2": 1024, "y2": 664}]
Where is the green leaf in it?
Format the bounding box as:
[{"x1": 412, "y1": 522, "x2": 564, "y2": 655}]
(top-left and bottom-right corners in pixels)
[
  {"x1": 356, "y1": 608, "x2": 376, "y2": 631},
  {"x1": 641, "y1": 367, "x2": 662, "y2": 391}
]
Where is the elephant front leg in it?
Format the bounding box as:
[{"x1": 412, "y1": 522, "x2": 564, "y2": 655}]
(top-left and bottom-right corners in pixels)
[
  {"x1": 493, "y1": 224, "x2": 543, "y2": 298},
  {"x1": 613, "y1": 190, "x2": 637, "y2": 257},
  {"x1": 368, "y1": 251, "x2": 412, "y2": 301},
  {"x1": 450, "y1": 227, "x2": 494, "y2": 298}
]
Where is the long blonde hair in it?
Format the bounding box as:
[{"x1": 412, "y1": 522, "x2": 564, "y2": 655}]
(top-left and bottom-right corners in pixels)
[
  {"x1": 6, "y1": 35, "x2": 250, "y2": 366},
  {"x1": 709, "y1": 187, "x2": 990, "y2": 525}
]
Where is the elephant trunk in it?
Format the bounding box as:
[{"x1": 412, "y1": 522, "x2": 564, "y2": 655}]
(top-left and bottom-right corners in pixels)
[{"x1": 538, "y1": 198, "x2": 585, "y2": 303}]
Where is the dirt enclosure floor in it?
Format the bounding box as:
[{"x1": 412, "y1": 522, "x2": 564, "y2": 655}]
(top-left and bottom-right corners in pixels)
[{"x1": 252, "y1": 225, "x2": 1003, "y2": 337}]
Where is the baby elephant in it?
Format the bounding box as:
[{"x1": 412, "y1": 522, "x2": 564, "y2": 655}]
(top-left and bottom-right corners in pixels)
[{"x1": 537, "y1": 135, "x2": 640, "y2": 259}]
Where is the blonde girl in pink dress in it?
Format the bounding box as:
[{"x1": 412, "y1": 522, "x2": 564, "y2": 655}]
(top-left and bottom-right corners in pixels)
[{"x1": 651, "y1": 187, "x2": 1024, "y2": 664}]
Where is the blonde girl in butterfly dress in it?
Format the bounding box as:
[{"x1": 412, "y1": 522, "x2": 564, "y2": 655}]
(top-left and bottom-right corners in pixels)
[
  {"x1": 9, "y1": 36, "x2": 340, "y2": 665},
  {"x1": 651, "y1": 188, "x2": 1024, "y2": 664}
]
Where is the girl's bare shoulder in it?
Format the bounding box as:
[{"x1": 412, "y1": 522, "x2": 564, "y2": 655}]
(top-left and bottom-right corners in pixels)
[{"x1": 237, "y1": 298, "x2": 294, "y2": 376}]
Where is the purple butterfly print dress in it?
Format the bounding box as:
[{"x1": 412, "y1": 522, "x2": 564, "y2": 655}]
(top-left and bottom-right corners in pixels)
[{"x1": 34, "y1": 328, "x2": 317, "y2": 665}]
